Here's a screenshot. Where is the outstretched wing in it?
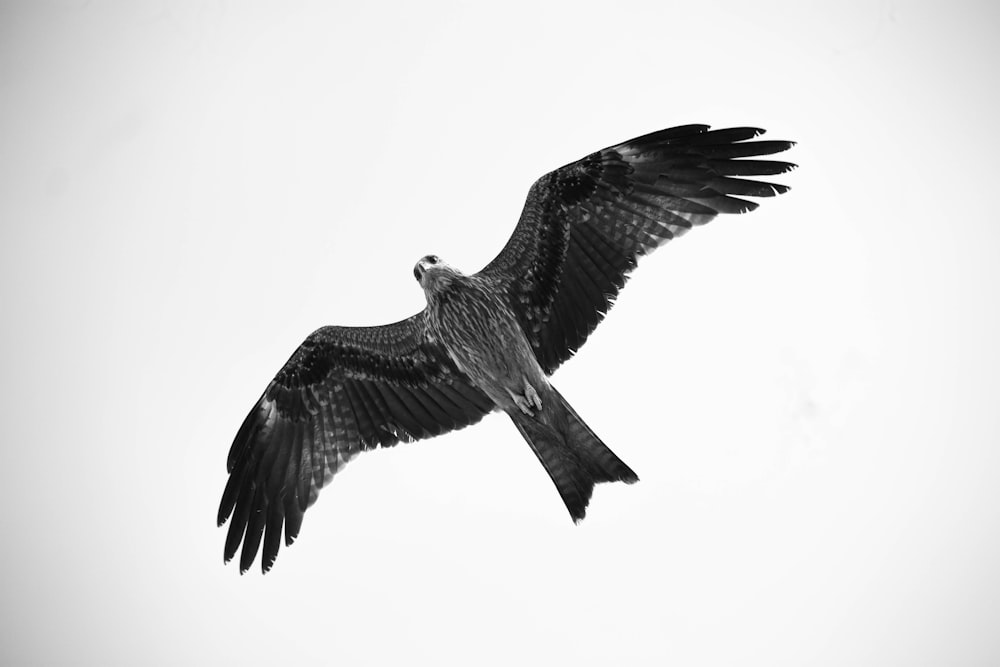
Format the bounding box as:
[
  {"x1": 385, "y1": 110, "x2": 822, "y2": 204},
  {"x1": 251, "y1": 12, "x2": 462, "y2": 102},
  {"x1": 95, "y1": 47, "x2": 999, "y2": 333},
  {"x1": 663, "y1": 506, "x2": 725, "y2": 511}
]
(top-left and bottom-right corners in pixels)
[
  {"x1": 480, "y1": 124, "x2": 795, "y2": 375},
  {"x1": 218, "y1": 312, "x2": 494, "y2": 573}
]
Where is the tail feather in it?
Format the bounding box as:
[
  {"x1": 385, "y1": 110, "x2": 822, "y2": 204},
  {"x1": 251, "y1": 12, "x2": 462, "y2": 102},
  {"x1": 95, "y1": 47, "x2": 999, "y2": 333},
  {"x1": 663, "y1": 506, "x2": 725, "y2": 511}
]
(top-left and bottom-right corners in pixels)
[
  {"x1": 511, "y1": 416, "x2": 594, "y2": 521},
  {"x1": 510, "y1": 386, "x2": 637, "y2": 522},
  {"x1": 555, "y1": 387, "x2": 639, "y2": 485}
]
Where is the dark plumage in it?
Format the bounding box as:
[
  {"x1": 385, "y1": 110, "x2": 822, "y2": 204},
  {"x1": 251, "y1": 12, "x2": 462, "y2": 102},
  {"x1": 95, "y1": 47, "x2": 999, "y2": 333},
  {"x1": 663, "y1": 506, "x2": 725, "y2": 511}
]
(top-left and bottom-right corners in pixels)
[{"x1": 219, "y1": 124, "x2": 795, "y2": 573}]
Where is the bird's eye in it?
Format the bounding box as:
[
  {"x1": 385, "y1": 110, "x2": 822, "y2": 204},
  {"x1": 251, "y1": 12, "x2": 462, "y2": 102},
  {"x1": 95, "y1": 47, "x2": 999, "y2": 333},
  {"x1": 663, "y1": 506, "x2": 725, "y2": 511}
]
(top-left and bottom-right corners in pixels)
[{"x1": 429, "y1": 255, "x2": 439, "y2": 264}]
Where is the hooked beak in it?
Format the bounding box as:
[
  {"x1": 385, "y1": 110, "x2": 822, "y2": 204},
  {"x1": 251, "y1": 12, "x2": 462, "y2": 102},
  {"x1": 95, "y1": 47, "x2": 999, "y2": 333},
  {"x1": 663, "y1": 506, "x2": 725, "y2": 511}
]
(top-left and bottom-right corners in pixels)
[{"x1": 413, "y1": 259, "x2": 430, "y2": 282}]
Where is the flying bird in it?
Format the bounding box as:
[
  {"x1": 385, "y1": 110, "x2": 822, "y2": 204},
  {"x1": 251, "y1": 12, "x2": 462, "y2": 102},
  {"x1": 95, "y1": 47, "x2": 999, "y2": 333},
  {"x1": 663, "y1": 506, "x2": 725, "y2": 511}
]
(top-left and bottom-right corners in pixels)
[{"x1": 218, "y1": 123, "x2": 795, "y2": 573}]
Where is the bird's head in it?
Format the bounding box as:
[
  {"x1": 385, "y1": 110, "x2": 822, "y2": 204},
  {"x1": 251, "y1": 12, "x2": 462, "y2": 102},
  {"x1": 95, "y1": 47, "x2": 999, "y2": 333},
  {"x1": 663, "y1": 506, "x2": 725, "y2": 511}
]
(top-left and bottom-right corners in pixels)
[{"x1": 414, "y1": 254, "x2": 461, "y2": 294}]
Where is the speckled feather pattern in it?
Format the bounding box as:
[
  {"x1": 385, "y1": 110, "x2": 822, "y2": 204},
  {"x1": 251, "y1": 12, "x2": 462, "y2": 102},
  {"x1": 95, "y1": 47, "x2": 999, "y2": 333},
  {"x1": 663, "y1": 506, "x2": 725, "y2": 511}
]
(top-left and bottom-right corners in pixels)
[{"x1": 425, "y1": 271, "x2": 544, "y2": 410}]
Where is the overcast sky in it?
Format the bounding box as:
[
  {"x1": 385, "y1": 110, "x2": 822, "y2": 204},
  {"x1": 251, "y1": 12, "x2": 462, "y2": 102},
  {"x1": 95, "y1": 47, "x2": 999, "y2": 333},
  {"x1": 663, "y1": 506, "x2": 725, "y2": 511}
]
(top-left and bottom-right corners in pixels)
[{"x1": 2, "y1": 1, "x2": 999, "y2": 665}]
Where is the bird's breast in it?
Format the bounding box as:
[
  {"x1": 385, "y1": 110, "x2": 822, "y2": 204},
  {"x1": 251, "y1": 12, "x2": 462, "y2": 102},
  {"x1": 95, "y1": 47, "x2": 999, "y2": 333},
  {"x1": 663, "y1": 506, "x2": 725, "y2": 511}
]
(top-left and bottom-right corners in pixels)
[{"x1": 427, "y1": 279, "x2": 538, "y2": 391}]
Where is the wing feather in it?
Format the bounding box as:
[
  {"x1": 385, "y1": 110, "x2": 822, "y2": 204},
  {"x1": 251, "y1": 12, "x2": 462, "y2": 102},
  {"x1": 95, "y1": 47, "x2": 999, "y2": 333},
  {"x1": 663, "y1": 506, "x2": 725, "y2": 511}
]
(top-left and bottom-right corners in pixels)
[
  {"x1": 676, "y1": 126, "x2": 766, "y2": 145},
  {"x1": 292, "y1": 418, "x2": 312, "y2": 513},
  {"x1": 709, "y1": 159, "x2": 796, "y2": 176},
  {"x1": 240, "y1": 488, "x2": 267, "y2": 573},
  {"x1": 400, "y1": 384, "x2": 452, "y2": 431},
  {"x1": 697, "y1": 139, "x2": 793, "y2": 159},
  {"x1": 422, "y1": 384, "x2": 467, "y2": 424},
  {"x1": 565, "y1": 238, "x2": 607, "y2": 315},
  {"x1": 224, "y1": 481, "x2": 254, "y2": 563},
  {"x1": 283, "y1": 489, "x2": 304, "y2": 546},
  {"x1": 344, "y1": 380, "x2": 379, "y2": 446},
  {"x1": 480, "y1": 123, "x2": 794, "y2": 374},
  {"x1": 262, "y1": 501, "x2": 285, "y2": 573},
  {"x1": 374, "y1": 382, "x2": 422, "y2": 439},
  {"x1": 218, "y1": 313, "x2": 493, "y2": 572}
]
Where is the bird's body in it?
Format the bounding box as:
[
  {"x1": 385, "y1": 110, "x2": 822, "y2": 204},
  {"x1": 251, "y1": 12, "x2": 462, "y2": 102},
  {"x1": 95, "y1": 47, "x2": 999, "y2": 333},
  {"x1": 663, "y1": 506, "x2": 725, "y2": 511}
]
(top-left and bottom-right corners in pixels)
[
  {"x1": 422, "y1": 266, "x2": 540, "y2": 411},
  {"x1": 218, "y1": 123, "x2": 795, "y2": 573},
  {"x1": 419, "y1": 260, "x2": 638, "y2": 518}
]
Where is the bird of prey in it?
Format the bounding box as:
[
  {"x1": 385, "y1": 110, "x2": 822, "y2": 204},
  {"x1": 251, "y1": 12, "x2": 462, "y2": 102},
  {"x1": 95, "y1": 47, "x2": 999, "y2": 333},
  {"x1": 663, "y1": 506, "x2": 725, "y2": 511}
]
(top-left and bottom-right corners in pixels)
[{"x1": 218, "y1": 123, "x2": 795, "y2": 573}]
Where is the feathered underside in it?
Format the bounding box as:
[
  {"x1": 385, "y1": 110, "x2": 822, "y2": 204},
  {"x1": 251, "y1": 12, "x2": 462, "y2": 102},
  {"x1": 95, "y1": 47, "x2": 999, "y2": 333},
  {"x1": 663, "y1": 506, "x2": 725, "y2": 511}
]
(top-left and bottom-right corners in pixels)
[
  {"x1": 479, "y1": 124, "x2": 796, "y2": 375},
  {"x1": 219, "y1": 123, "x2": 794, "y2": 574},
  {"x1": 217, "y1": 314, "x2": 493, "y2": 573}
]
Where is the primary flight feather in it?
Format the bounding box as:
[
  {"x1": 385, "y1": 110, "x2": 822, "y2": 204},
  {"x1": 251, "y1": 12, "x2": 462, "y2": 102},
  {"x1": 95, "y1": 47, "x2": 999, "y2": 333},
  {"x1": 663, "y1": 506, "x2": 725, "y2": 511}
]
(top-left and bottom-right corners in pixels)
[{"x1": 218, "y1": 123, "x2": 795, "y2": 573}]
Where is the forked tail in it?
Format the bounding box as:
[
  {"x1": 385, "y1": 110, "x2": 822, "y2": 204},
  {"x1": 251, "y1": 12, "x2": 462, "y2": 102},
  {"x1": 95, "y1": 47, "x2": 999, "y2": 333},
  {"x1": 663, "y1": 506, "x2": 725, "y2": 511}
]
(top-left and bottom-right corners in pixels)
[{"x1": 509, "y1": 386, "x2": 638, "y2": 522}]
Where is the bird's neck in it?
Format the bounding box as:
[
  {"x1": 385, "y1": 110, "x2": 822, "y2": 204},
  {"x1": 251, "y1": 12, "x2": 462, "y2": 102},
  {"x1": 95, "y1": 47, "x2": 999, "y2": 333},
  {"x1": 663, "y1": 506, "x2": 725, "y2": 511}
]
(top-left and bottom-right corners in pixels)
[{"x1": 423, "y1": 269, "x2": 464, "y2": 302}]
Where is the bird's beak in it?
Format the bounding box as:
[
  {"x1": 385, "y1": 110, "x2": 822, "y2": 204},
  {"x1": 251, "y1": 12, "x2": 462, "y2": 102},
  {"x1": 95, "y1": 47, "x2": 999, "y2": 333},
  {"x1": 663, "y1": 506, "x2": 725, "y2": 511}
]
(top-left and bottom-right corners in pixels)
[{"x1": 414, "y1": 260, "x2": 427, "y2": 282}]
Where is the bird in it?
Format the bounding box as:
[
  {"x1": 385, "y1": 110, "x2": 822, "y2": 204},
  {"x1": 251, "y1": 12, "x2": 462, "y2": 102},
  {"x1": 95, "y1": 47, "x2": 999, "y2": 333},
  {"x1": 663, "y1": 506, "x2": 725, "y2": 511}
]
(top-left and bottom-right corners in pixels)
[{"x1": 218, "y1": 123, "x2": 795, "y2": 573}]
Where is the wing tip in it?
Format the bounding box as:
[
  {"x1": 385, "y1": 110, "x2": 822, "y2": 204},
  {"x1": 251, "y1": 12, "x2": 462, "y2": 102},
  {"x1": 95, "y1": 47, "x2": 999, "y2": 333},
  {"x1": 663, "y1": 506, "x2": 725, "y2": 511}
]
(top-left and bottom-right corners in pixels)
[
  {"x1": 224, "y1": 546, "x2": 276, "y2": 575},
  {"x1": 620, "y1": 470, "x2": 640, "y2": 485},
  {"x1": 763, "y1": 182, "x2": 792, "y2": 197}
]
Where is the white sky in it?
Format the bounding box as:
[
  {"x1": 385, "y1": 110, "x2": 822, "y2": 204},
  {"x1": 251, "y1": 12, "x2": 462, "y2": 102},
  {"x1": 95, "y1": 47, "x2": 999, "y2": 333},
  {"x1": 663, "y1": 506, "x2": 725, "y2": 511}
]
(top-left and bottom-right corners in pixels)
[{"x1": 2, "y1": 1, "x2": 999, "y2": 664}]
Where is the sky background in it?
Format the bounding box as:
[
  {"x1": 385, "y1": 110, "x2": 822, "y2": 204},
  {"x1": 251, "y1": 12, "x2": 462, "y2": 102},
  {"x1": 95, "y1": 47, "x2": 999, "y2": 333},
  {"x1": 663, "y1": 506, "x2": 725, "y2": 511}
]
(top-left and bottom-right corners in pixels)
[{"x1": 2, "y1": 1, "x2": 999, "y2": 664}]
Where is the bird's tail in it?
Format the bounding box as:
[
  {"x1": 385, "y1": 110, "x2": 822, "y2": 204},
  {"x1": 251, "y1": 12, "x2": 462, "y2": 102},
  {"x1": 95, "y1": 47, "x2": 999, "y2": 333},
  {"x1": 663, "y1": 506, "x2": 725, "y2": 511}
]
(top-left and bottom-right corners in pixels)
[{"x1": 509, "y1": 386, "x2": 638, "y2": 522}]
